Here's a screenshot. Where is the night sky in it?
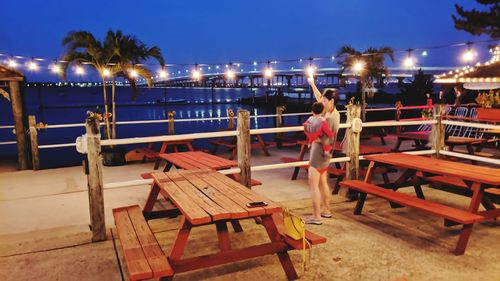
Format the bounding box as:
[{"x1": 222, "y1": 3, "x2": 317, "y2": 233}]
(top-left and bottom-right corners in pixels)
[{"x1": 0, "y1": 0, "x2": 495, "y2": 81}]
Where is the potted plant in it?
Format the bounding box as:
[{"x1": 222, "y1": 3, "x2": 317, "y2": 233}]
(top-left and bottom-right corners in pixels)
[{"x1": 475, "y1": 90, "x2": 500, "y2": 122}]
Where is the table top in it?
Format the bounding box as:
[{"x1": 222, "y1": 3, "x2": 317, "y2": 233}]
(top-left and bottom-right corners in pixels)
[
  {"x1": 151, "y1": 169, "x2": 282, "y2": 225},
  {"x1": 297, "y1": 140, "x2": 390, "y2": 155},
  {"x1": 159, "y1": 151, "x2": 237, "y2": 170},
  {"x1": 364, "y1": 153, "x2": 500, "y2": 186}
]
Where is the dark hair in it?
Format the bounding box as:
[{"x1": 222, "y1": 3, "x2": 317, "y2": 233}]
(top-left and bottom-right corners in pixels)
[
  {"x1": 311, "y1": 102, "x2": 324, "y2": 114},
  {"x1": 322, "y1": 88, "x2": 339, "y2": 104}
]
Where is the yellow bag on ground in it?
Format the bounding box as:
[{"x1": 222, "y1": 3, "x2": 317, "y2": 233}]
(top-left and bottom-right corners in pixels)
[{"x1": 283, "y1": 208, "x2": 311, "y2": 274}]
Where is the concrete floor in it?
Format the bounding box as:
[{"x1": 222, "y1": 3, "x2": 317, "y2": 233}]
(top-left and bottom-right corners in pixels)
[{"x1": 0, "y1": 135, "x2": 498, "y2": 280}]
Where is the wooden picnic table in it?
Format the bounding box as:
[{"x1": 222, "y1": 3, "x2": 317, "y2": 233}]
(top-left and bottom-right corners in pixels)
[
  {"x1": 136, "y1": 139, "x2": 194, "y2": 170},
  {"x1": 159, "y1": 151, "x2": 237, "y2": 172},
  {"x1": 358, "y1": 153, "x2": 499, "y2": 254},
  {"x1": 209, "y1": 129, "x2": 271, "y2": 160},
  {"x1": 136, "y1": 169, "x2": 325, "y2": 280}
]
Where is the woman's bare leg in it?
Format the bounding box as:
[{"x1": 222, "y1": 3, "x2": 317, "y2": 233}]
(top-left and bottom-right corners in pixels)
[
  {"x1": 318, "y1": 172, "x2": 331, "y2": 214},
  {"x1": 308, "y1": 166, "x2": 322, "y2": 219}
]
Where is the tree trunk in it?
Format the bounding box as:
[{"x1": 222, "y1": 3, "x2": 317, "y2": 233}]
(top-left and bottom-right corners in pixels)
[
  {"x1": 111, "y1": 78, "x2": 117, "y2": 139},
  {"x1": 101, "y1": 79, "x2": 111, "y2": 139}
]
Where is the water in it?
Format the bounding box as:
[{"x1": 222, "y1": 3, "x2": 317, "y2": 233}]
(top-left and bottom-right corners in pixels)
[{"x1": 0, "y1": 86, "x2": 311, "y2": 168}]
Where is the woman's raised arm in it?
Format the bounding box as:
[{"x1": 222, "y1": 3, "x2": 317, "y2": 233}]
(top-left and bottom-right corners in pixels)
[{"x1": 307, "y1": 77, "x2": 323, "y2": 102}]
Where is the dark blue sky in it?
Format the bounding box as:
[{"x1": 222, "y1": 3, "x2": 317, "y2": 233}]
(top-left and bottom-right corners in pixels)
[{"x1": 0, "y1": 0, "x2": 495, "y2": 81}]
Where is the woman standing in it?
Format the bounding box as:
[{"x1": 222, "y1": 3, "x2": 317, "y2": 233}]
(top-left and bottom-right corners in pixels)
[{"x1": 304, "y1": 78, "x2": 340, "y2": 224}]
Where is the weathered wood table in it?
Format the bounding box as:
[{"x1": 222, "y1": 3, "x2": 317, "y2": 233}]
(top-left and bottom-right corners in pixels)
[{"x1": 158, "y1": 151, "x2": 238, "y2": 172}]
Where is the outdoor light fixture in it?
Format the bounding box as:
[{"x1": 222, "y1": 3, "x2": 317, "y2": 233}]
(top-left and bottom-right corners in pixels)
[
  {"x1": 306, "y1": 66, "x2": 315, "y2": 78},
  {"x1": 192, "y1": 70, "x2": 201, "y2": 80},
  {"x1": 75, "y1": 66, "x2": 85, "y2": 75},
  {"x1": 462, "y1": 50, "x2": 475, "y2": 62},
  {"x1": 421, "y1": 51, "x2": 428, "y2": 56},
  {"x1": 264, "y1": 67, "x2": 273, "y2": 78},
  {"x1": 159, "y1": 69, "x2": 168, "y2": 78},
  {"x1": 102, "y1": 68, "x2": 111, "y2": 77},
  {"x1": 225, "y1": 69, "x2": 235, "y2": 80},
  {"x1": 253, "y1": 61, "x2": 257, "y2": 66},
  {"x1": 130, "y1": 69, "x2": 138, "y2": 78},
  {"x1": 404, "y1": 57, "x2": 415, "y2": 68},
  {"x1": 7, "y1": 59, "x2": 17, "y2": 68},
  {"x1": 27, "y1": 60, "x2": 38, "y2": 71},
  {"x1": 50, "y1": 64, "x2": 61, "y2": 74},
  {"x1": 353, "y1": 61, "x2": 364, "y2": 73}
]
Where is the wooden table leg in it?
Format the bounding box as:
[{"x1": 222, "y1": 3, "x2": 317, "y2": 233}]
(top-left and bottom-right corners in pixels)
[
  {"x1": 261, "y1": 215, "x2": 298, "y2": 280},
  {"x1": 143, "y1": 183, "x2": 161, "y2": 214},
  {"x1": 468, "y1": 182, "x2": 484, "y2": 213},
  {"x1": 216, "y1": 221, "x2": 232, "y2": 252},
  {"x1": 186, "y1": 142, "x2": 194, "y2": 151},
  {"x1": 256, "y1": 135, "x2": 271, "y2": 156},
  {"x1": 163, "y1": 161, "x2": 173, "y2": 172},
  {"x1": 454, "y1": 223, "x2": 474, "y2": 255},
  {"x1": 230, "y1": 220, "x2": 243, "y2": 232},
  {"x1": 169, "y1": 216, "x2": 192, "y2": 261},
  {"x1": 154, "y1": 142, "x2": 169, "y2": 170}
]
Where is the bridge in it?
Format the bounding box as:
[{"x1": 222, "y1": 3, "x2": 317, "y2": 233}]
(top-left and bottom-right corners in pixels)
[{"x1": 152, "y1": 66, "x2": 455, "y2": 88}]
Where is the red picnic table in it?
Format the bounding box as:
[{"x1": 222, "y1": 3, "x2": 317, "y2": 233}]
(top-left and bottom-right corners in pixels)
[
  {"x1": 135, "y1": 139, "x2": 195, "y2": 169},
  {"x1": 158, "y1": 151, "x2": 238, "y2": 172},
  {"x1": 341, "y1": 153, "x2": 500, "y2": 255},
  {"x1": 112, "y1": 169, "x2": 326, "y2": 280}
]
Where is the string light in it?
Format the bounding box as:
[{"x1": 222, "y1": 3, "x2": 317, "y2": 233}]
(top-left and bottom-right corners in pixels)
[
  {"x1": 264, "y1": 67, "x2": 273, "y2": 78},
  {"x1": 7, "y1": 59, "x2": 18, "y2": 68},
  {"x1": 353, "y1": 61, "x2": 364, "y2": 73},
  {"x1": 461, "y1": 50, "x2": 475, "y2": 62},
  {"x1": 403, "y1": 49, "x2": 415, "y2": 68},
  {"x1": 130, "y1": 69, "x2": 138, "y2": 78},
  {"x1": 27, "y1": 60, "x2": 38, "y2": 71},
  {"x1": 421, "y1": 51, "x2": 428, "y2": 56},
  {"x1": 75, "y1": 66, "x2": 85, "y2": 75},
  {"x1": 159, "y1": 69, "x2": 168, "y2": 78},
  {"x1": 50, "y1": 63, "x2": 61, "y2": 74},
  {"x1": 225, "y1": 69, "x2": 235, "y2": 80},
  {"x1": 253, "y1": 61, "x2": 257, "y2": 66},
  {"x1": 102, "y1": 68, "x2": 111, "y2": 77}
]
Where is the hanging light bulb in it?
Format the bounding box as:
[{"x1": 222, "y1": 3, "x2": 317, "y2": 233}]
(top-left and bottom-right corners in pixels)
[
  {"x1": 404, "y1": 57, "x2": 415, "y2": 68},
  {"x1": 75, "y1": 65, "x2": 85, "y2": 75},
  {"x1": 51, "y1": 63, "x2": 61, "y2": 74},
  {"x1": 27, "y1": 60, "x2": 39, "y2": 71},
  {"x1": 130, "y1": 69, "x2": 138, "y2": 78},
  {"x1": 253, "y1": 61, "x2": 258, "y2": 66},
  {"x1": 353, "y1": 61, "x2": 364, "y2": 73},
  {"x1": 421, "y1": 51, "x2": 428, "y2": 56},
  {"x1": 306, "y1": 65, "x2": 315, "y2": 78},
  {"x1": 102, "y1": 68, "x2": 111, "y2": 77},
  {"x1": 225, "y1": 69, "x2": 235, "y2": 80},
  {"x1": 192, "y1": 70, "x2": 201, "y2": 80},
  {"x1": 462, "y1": 50, "x2": 475, "y2": 62},
  {"x1": 159, "y1": 69, "x2": 168, "y2": 78},
  {"x1": 7, "y1": 59, "x2": 18, "y2": 68},
  {"x1": 264, "y1": 67, "x2": 273, "y2": 78}
]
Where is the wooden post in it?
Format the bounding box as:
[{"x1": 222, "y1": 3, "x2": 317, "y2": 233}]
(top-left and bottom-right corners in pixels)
[
  {"x1": 237, "y1": 110, "x2": 251, "y2": 188},
  {"x1": 167, "y1": 110, "x2": 176, "y2": 135},
  {"x1": 85, "y1": 117, "x2": 106, "y2": 242},
  {"x1": 431, "y1": 104, "x2": 445, "y2": 159},
  {"x1": 345, "y1": 104, "x2": 361, "y2": 181},
  {"x1": 28, "y1": 115, "x2": 39, "y2": 170},
  {"x1": 227, "y1": 109, "x2": 235, "y2": 130},
  {"x1": 9, "y1": 81, "x2": 28, "y2": 170},
  {"x1": 275, "y1": 106, "x2": 285, "y2": 149},
  {"x1": 395, "y1": 102, "x2": 402, "y2": 135}
]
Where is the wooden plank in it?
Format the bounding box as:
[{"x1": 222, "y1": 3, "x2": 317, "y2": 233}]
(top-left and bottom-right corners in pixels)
[
  {"x1": 339, "y1": 180, "x2": 485, "y2": 224},
  {"x1": 153, "y1": 173, "x2": 212, "y2": 225},
  {"x1": 161, "y1": 153, "x2": 207, "y2": 170},
  {"x1": 126, "y1": 206, "x2": 174, "y2": 278},
  {"x1": 168, "y1": 153, "x2": 213, "y2": 169},
  {"x1": 112, "y1": 208, "x2": 153, "y2": 281},
  {"x1": 28, "y1": 115, "x2": 39, "y2": 170},
  {"x1": 165, "y1": 171, "x2": 231, "y2": 221},
  {"x1": 180, "y1": 152, "x2": 230, "y2": 170},
  {"x1": 180, "y1": 171, "x2": 250, "y2": 219},
  {"x1": 197, "y1": 151, "x2": 238, "y2": 166},
  {"x1": 237, "y1": 110, "x2": 252, "y2": 187},
  {"x1": 205, "y1": 171, "x2": 282, "y2": 215}
]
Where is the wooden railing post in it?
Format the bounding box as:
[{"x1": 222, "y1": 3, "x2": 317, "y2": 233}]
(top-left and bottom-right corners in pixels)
[
  {"x1": 237, "y1": 110, "x2": 251, "y2": 188},
  {"x1": 167, "y1": 110, "x2": 176, "y2": 135},
  {"x1": 85, "y1": 117, "x2": 106, "y2": 242},
  {"x1": 28, "y1": 115, "x2": 40, "y2": 170},
  {"x1": 227, "y1": 109, "x2": 235, "y2": 130},
  {"x1": 345, "y1": 104, "x2": 361, "y2": 181},
  {"x1": 432, "y1": 104, "x2": 445, "y2": 159},
  {"x1": 275, "y1": 106, "x2": 285, "y2": 148}
]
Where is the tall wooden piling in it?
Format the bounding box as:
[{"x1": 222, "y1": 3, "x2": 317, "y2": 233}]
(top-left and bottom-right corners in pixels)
[
  {"x1": 227, "y1": 109, "x2": 235, "y2": 130},
  {"x1": 9, "y1": 81, "x2": 29, "y2": 170},
  {"x1": 237, "y1": 110, "x2": 251, "y2": 188},
  {"x1": 167, "y1": 110, "x2": 176, "y2": 135},
  {"x1": 345, "y1": 104, "x2": 361, "y2": 181},
  {"x1": 85, "y1": 117, "x2": 106, "y2": 242},
  {"x1": 431, "y1": 104, "x2": 445, "y2": 158},
  {"x1": 28, "y1": 115, "x2": 39, "y2": 170}
]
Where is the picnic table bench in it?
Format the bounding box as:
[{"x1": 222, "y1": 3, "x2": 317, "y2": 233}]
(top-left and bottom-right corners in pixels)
[
  {"x1": 113, "y1": 169, "x2": 326, "y2": 280},
  {"x1": 340, "y1": 153, "x2": 499, "y2": 255}
]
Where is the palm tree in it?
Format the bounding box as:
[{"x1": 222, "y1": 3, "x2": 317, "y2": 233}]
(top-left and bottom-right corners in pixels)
[
  {"x1": 61, "y1": 31, "x2": 114, "y2": 139},
  {"x1": 103, "y1": 30, "x2": 164, "y2": 138},
  {"x1": 336, "y1": 45, "x2": 394, "y2": 120},
  {"x1": 61, "y1": 30, "x2": 165, "y2": 139}
]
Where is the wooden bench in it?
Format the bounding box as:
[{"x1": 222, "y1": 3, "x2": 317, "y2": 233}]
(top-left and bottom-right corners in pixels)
[
  {"x1": 339, "y1": 180, "x2": 485, "y2": 255},
  {"x1": 112, "y1": 205, "x2": 174, "y2": 280},
  {"x1": 273, "y1": 213, "x2": 327, "y2": 250},
  {"x1": 136, "y1": 147, "x2": 159, "y2": 161}
]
